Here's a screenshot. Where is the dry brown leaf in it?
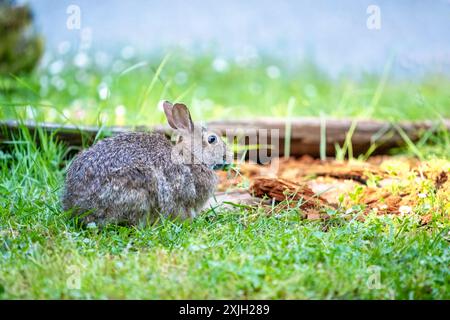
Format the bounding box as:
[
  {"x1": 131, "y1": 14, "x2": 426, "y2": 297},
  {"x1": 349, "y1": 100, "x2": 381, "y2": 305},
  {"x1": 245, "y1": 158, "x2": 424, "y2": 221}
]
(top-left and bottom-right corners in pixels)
[
  {"x1": 435, "y1": 171, "x2": 448, "y2": 190},
  {"x1": 421, "y1": 214, "x2": 433, "y2": 225}
]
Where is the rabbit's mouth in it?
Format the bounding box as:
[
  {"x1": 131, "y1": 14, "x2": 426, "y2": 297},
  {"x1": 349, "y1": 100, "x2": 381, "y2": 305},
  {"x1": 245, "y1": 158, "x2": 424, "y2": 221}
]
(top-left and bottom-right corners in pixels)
[{"x1": 212, "y1": 160, "x2": 232, "y2": 171}]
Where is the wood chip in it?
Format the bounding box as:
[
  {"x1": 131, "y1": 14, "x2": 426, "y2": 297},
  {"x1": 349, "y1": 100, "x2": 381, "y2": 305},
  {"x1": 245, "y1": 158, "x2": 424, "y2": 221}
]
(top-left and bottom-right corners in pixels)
[{"x1": 249, "y1": 177, "x2": 331, "y2": 211}]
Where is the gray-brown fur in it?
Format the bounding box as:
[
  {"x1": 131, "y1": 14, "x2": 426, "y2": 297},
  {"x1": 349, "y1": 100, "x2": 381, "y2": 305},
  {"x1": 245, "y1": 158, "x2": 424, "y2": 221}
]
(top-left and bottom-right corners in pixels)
[{"x1": 62, "y1": 102, "x2": 230, "y2": 226}]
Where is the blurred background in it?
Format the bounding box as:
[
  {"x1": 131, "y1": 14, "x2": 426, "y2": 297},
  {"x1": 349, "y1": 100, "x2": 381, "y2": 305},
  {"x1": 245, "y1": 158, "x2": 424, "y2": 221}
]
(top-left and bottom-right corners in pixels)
[{"x1": 1, "y1": 0, "x2": 450, "y2": 126}]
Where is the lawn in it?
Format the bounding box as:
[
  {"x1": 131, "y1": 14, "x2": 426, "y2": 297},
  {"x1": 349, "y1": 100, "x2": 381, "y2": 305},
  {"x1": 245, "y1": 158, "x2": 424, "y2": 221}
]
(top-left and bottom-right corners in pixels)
[
  {"x1": 0, "y1": 52, "x2": 449, "y2": 299},
  {"x1": 1, "y1": 51, "x2": 450, "y2": 127}
]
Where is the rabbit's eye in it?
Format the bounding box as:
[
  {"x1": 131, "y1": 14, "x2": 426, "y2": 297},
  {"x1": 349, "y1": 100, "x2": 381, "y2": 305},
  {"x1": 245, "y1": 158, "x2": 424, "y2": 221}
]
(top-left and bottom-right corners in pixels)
[{"x1": 207, "y1": 135, "x2": 217, "y2": 144}]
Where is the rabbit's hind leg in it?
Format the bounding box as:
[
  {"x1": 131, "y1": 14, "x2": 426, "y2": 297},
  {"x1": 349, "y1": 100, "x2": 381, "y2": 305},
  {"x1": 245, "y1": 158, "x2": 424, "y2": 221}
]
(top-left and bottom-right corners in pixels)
[{"x1": 97, "y1": 183, "x2": 152, "y2": 225}]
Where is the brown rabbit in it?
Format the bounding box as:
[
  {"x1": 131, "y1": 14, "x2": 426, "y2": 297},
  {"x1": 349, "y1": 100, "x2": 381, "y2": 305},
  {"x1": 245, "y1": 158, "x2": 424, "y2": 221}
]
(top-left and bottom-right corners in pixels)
[{"x1": 62, "y1": 101, "x2": 230, "y2": 226}]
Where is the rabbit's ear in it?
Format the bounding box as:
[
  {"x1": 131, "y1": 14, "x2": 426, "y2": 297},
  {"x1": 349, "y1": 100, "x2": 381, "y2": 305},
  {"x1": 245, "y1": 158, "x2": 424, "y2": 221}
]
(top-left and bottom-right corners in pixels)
[
  {"x1": 163, "y1": 101, "x2": 178, "y2": 129},
  {"x1": 172, "y1": 103, "x2": 194, "y2": 132}
]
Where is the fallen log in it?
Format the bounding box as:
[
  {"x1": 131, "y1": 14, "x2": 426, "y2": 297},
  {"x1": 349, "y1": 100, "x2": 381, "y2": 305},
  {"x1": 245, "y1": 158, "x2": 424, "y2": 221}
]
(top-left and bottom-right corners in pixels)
[
  {"x1": 0, "y1": 118, "x2": 448, "y2": 157},
  {"x1": 209, "y1": 118, "x2": 450, "y2": 157}
]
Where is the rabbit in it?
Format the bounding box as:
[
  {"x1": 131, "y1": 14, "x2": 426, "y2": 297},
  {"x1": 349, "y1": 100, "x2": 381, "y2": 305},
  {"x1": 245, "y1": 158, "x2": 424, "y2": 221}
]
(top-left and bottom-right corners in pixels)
[{"x1": 61, "y1": 101, "x2": 231, "y2": 226}]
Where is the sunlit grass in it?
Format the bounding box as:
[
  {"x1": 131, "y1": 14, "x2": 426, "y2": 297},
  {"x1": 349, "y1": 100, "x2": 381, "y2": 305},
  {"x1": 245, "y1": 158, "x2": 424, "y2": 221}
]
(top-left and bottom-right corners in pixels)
[
  {"x1": 0, "y1": 51, "x2": 449, "y2": 299},
  {"x1": 0, "y1": 125, "x2": 449, "y2": 299}
]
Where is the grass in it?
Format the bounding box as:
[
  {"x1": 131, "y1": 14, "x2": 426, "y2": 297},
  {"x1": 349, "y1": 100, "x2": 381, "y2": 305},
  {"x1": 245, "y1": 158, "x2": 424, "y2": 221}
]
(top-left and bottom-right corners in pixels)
[
  {"x1": 1, "y1": 50, "x2": 450, "y2": 127},
  {"x1": 0, "y1": 126, "x2": 449, "y2": 299},
  {"x1": 0, "y1": 51, "x2": 449, "y2": 299}
]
